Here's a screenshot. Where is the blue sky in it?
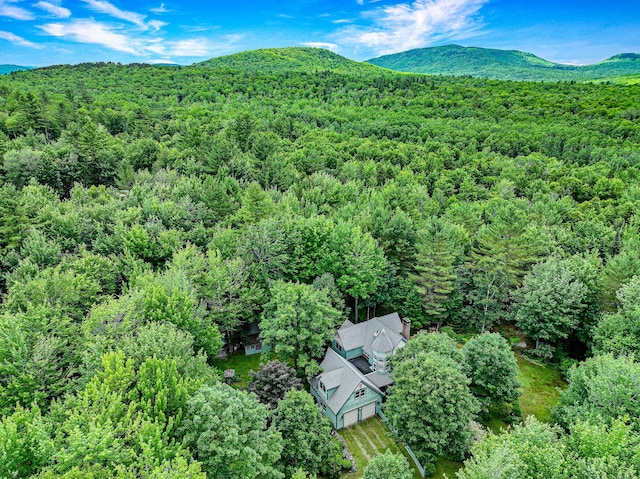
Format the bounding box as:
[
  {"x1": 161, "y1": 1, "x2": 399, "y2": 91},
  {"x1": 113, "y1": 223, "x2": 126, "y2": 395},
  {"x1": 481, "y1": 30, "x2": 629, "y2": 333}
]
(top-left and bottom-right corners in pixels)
[{"x1": 0, "y1": 0, "x2": 639, "y2": 66}]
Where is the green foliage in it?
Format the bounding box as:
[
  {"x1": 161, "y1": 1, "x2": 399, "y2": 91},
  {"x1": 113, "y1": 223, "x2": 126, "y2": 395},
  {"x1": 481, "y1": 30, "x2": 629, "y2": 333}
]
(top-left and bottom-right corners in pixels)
[
  {"x1": 410, "y1": 219, "x2": 465, "y2": 322},
  {"x1": 362, "y1": 450, "x2": 414, "y2": 479},
  {"x1": 199, "y1": 47, "x2": 384, "y2": 75},
  {"x1": 0, "y1": 307, "x2": 79, "y2": 413},
  {"x1": 118, "y1": 321, "x2": 217, "y2": 382},
  {"x1": 467, "y1": 201, "x2": 543, "y2": 330},
  {"x1": 260, "y1": 280, "x2": 341, "y2": 375},
  {"x1": 592, "y1": 276, "x2": 640, "y2": 356},
  {"x1": 0, "y1": 404, "x2": 52, "y2": 478},
  {"x1": 128, "y1": 270, "x2": 223, "y2": 359},
  {"x1": 47, "y1": 351, "x2": 201, "y2": 476},
  {"x1": 247, "y1": 360, "x2": 302, "y2": 409},
  {"x1": 462, "y1": 333, "x2": 520, "y2": 411},
  {"x1": 457, "y1": 416, "x2": 640, "y2": 479},
  {"x1": 1, "y1": 45, "x2": 640, "y2": 479},
  {"x1": 553, "y1": 354, "x2": 640, "y2": 428},
  {"x1": 236, "y1": 182, "x2": 275, "y2": 224},
  {"x1": 0, "y1": 184, "x2": 24, "y2": 258},
  {"x1": 384, "y1": 351, "x2": 479, "y2": 471},
  {"x1": 513, "y1": 256, "x2": 589, "y2": 347},
  {"x1": 180, "y1": 383, "x2": 283, "y2": 479},
  {"x1": 271, "y1": 389, "x2": 345, "y2": 478},
  {"x1": 393, "y1": 330, "x2": 463, "y2": 364},
  {"x1": 324, "y1": 220, "x2": 387, "y2": 320},
  {"x1": 368, "y1": 44, "x2": 640, "y2": 82}
]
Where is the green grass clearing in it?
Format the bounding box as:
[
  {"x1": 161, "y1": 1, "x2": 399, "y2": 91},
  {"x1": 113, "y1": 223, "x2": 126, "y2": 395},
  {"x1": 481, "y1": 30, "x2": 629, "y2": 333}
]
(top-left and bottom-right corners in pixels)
[
  {"x1": 340, "y1": 416, "x2": 424, "y2": 479},
  {"x1": 213, "y1": 352, "x2": 274, "y2": 388},
  {"x1": 434, "y1": 457, "x2": 462, "y2": 479},
  {"x1": 516, "y1": 353, "x2": 566, "y2": 421}
]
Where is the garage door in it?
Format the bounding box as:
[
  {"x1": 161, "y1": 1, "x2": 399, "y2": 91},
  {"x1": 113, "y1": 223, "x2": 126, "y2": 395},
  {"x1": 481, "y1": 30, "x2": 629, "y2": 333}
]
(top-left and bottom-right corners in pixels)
[
  {"x1": 361, "y1": 402, "x2": 376, "y2": 420},
  {"x1": 343, "y1": 408, "x2": 359, "y2": 428}
]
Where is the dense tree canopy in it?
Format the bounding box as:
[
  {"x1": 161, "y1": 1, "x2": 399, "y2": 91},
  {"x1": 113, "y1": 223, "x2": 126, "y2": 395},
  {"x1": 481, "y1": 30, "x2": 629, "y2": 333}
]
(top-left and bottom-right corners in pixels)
[
  {"x1": 180, "y1": 383, "x2": 283, "y2": 479},
  {"x1": 553, "y1": 354, "x2": 640, "y2": 429},
  {"x1": 1, "y1": 49, "x2": 640, "y2": 478}
]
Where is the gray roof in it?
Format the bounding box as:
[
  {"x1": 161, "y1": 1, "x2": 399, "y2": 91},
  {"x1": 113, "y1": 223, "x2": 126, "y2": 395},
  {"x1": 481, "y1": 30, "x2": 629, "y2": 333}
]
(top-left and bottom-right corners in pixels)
[
  {"x1": 365, "y1": 371, "x2": 394, "y2": 389},
  {"x1": 311, "y1": 348, "x2": 383, "y2": 415},
  {"x1": 320, "y1": 368, "x2": 343, "y2": 391},
  {"x1": 372, "y1": 329, "x2": 394, "y2": 354},
  {"x1": 336, "y1": 313, "x2": 406, "y2": 357}
]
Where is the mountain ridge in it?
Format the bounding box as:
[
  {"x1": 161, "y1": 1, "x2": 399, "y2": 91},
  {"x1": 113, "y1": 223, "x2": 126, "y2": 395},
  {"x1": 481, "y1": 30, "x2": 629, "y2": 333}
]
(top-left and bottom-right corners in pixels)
[
  {"x1": 197, "y1": 47, "x2": 387, "y2": 75},
  {"x1": 0, "y1": 64, "x2": 34, "y2": 75},
  {"x1": 367, "y1": 45, "x2": 640, "y2": 82}
]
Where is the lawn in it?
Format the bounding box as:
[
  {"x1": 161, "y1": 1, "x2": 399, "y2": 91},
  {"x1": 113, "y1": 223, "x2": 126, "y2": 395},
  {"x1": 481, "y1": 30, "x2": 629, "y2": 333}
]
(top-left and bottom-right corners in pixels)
[
  {"x1": 340, "y1": 417, "x2": 424, "y2": 479},
  {"x1": 212, "y1": 352, "x2": 273, "y2": 388},
  {"x1": 516, "y1": 353, "x2": 566, "y2": 421}
]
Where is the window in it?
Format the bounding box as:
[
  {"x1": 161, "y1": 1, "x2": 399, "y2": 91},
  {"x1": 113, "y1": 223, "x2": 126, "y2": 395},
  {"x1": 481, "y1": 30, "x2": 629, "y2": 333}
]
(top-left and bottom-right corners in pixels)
[
  {"x1": 321, "y1": 402, "x2": 326, "y2": 413},
  {"x1": 355, "y1": 388, "x2": 366, "y2": 399},
  {"x1": 336, "y1": 341, "x2": 343, "y2": 351}
]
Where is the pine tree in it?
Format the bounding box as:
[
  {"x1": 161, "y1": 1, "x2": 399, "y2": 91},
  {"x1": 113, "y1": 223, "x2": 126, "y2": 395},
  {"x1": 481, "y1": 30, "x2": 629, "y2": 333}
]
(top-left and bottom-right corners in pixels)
[{"x1": 410, "y1": 219, "x2": 466, "y2": 323}]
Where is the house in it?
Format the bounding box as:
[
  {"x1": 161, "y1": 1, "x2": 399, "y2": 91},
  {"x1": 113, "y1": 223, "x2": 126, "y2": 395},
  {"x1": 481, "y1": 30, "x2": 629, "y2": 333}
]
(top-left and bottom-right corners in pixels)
[{"x1": 310, "y1": 312, "x2": 410, "y2": 429}]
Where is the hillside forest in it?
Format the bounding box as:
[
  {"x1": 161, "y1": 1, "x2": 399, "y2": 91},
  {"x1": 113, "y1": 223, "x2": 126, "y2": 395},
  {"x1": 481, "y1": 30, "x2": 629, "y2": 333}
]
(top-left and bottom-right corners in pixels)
[{"x1": 1, "y1": 48, "x2": 640, "y2": 478}]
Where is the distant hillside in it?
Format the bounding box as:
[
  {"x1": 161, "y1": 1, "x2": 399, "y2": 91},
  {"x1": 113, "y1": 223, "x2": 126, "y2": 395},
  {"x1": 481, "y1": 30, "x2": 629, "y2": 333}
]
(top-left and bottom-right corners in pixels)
[
  {"x1": 367, "y1": 45, "x2": 640, "y2": 82},
  {"x1": 0, "y1": 64, "x2": 33, "y2": 75},
  {"x1": 198, "y1": 47, "x2": 386, "y2": 75}
]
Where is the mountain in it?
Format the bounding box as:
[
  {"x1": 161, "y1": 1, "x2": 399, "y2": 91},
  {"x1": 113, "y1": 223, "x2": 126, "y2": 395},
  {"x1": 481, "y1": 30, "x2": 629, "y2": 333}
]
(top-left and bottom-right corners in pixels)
[
  {"x1": 198, "y1": 47, "x2": 386, "y2": 75},
  {"x1": 367, "y1": 45, "x2": 640, "y2": 82},
  {"x1": 0, "y1": 64, "x2": 33, "y2": 75}
]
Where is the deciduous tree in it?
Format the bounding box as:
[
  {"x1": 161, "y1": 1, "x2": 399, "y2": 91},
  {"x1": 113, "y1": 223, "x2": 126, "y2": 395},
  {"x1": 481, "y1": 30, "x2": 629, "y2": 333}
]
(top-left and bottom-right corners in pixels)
[
  {"x1": 362, "y1": 450, "x2": 413, "y2": 479},
  {"x1": 180, "y1": 383, "x2": 283, "y2": 479},
  {"x1": 271, "y1": 389, "x2": 344, "y2": 478},
  {"x1": 462, "y1": 333, "x2": 520, "y2": 412},
  {"x1": 260, "y1": 281, "x2": 340, "y2": 375},
  {"x1": 384, "y1": 352, "x2": 478, "y2": 473},
  {"x1": 247, "y1": 360, "x2": 302, "y2": 409}
]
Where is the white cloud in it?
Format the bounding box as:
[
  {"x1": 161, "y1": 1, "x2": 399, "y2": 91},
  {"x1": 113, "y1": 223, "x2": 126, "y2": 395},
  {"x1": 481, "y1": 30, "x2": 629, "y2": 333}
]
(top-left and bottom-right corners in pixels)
[
  {"x1": 0, "y1": 30, "x2": 41, "y2": 48},
  {"x1": 39, "y1": 19, "x2": 140, "y2": 54},
  {"x1": 301, "y1": 41, "x2": 340, "y2": 53},
  {"x1": 339, "y1": 0, "x2": 489, "y2": 56},
  {"x1": 82, "y1": 0, "x2": 146, "y2": 28},
  {"x1": 169, "y1": 38, "x2": 209, "y2": 56},
  {"x1": 0, "y1": 0, "x2": 34, "y2": 20},
  {"x1": 150, "y1": 2, "x2": 167, "y2": 14},
  {"x1": 148, "y1": 19, "x2": 167, "y2": 32},
  {"x1": 34, "y1": 1, "x2": 71, "y2": 18},
  {"x1": 146, "y1": 58, "x2": 177, "y2": 64}
]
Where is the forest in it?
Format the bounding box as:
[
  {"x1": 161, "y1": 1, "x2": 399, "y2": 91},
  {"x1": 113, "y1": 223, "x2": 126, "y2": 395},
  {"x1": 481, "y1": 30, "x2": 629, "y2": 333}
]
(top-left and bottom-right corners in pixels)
[
  {"x1": 1, "y1": 48, "x2": 640, "y2": 478},
  {"x1": 367, "y1": 44, "x2": 640, "y2": 83}
]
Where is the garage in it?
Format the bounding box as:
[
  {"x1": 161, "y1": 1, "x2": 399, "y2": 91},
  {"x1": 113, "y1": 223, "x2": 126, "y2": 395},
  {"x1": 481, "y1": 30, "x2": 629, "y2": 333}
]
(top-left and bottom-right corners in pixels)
[
  {"x1": 361, "y1": 402, "x2": 376, "y2": 420},
  {"x1": 343, "y1": 408, "x2": 359, "y2": 428}
]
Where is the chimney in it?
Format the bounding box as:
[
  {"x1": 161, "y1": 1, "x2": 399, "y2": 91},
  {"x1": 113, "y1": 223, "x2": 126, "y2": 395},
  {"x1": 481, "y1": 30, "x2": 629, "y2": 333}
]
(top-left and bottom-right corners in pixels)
[{"x1": 401, "y1": 317, "x2": 411, "y2": 341}]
